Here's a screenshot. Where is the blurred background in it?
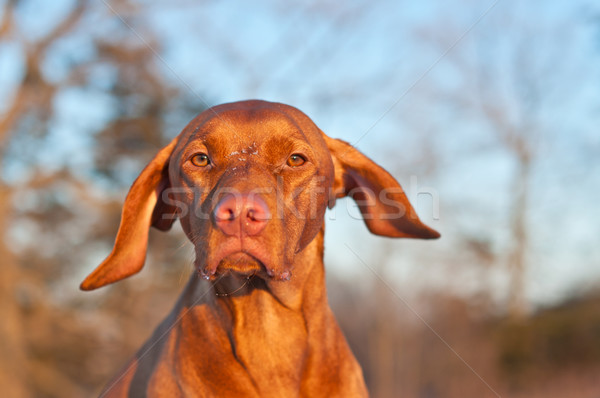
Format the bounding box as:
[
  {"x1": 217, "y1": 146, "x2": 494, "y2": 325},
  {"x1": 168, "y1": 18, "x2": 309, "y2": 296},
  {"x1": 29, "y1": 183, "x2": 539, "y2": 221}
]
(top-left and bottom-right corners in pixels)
[{"x1": 1, "y1": 0, "x2": 600, "y2": 397}]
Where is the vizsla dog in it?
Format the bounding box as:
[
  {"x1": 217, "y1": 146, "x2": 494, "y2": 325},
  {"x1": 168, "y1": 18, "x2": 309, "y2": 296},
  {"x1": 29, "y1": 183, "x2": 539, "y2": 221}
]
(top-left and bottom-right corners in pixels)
[{"x1": 81, "y1": 100, "x2": 439, "y2": 397}]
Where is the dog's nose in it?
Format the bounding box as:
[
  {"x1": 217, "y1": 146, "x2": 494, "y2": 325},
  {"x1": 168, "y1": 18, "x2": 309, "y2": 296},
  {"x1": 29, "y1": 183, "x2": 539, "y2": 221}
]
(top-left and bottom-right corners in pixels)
[{"x1": 214, "y1": 193, "x2": 270, "y2": 236}]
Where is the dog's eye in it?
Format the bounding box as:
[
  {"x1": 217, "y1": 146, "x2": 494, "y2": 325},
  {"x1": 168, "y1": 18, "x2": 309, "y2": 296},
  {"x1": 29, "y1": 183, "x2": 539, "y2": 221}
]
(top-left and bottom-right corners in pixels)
[
  {"x1": 287, "y1": 154, "x2": 306, "y2": 167},
  {"x1": 191, "y1": 153, "x2": 210, "y2": 167}
]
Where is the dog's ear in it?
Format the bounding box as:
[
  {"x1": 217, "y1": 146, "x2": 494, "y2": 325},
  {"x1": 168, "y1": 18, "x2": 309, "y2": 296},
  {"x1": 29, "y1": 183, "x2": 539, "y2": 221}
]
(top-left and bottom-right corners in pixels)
[
  {"x1": 324, "y1": 135, "x2": 440, "y2": 239},
  {"x1": 80, "y1": 138, "x2": 179, "y2": 291}
]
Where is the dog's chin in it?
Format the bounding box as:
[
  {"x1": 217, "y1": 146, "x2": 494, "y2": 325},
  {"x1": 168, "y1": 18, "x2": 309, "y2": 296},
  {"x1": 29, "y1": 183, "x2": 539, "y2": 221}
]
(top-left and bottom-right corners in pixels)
[
  {"x1": 216, "y1": 252, "x2": 264, "y2": 277},
  {"x1": 199, "y1": 250, "x2": 292, "y2": 281}
]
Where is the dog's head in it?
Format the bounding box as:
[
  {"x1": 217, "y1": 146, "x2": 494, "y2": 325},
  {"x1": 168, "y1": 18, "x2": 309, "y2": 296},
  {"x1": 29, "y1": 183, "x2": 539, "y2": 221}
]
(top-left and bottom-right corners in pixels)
[{"x1": 80, "y1": 100, "x2": 439, "y2": 290}]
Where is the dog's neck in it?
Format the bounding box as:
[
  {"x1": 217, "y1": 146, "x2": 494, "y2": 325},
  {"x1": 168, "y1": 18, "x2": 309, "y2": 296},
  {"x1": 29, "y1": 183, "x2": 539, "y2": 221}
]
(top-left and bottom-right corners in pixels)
[
  {"x1": 168, "y1": 231, "x2": 328, "y2": 392},
  {"x1": 178, "y1": 229, "x2": 328, "y2": 320}
]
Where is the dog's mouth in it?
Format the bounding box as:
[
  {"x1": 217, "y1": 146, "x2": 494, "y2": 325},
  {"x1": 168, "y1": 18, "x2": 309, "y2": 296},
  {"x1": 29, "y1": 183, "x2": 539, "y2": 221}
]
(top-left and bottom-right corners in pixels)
[
  {"x1": 199, "y1": 248, "x2": 292, "y2": 281},
  {"x1": 216, "y1": 252, "x2": 263, "y2": 277}
]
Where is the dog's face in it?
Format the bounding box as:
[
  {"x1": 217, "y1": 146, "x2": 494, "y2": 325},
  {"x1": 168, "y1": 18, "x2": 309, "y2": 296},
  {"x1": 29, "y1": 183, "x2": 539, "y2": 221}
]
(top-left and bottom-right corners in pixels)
[
  {"x1": 80, "y1": 100, "x2": 439, "y2": 290},
  {"x1": 166, "y1": 101, "x2": 335, "y2": 280}
]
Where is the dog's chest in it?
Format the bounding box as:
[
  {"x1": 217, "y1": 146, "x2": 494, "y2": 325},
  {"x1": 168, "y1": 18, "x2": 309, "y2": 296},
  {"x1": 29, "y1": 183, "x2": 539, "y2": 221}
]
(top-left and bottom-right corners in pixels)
[{"x1": 230, "y1": 289, "x2": 309, "y2": 395}]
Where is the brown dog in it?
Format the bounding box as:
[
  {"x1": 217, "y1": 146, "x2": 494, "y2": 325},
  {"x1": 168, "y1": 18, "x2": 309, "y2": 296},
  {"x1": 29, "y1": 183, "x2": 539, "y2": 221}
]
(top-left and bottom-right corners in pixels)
[{"x1": 81, "y1": 100, "x2": 439, "y2": 397}]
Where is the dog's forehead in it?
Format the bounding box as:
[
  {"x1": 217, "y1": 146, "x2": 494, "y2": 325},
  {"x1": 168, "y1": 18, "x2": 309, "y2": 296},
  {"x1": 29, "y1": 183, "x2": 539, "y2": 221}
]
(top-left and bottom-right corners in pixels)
[
  {"x1": 202, "y1": 109, "x2": 302, "y2": 144},
  {"x1": 178, "y1": 101, "x2": 325, "y2": 149}
]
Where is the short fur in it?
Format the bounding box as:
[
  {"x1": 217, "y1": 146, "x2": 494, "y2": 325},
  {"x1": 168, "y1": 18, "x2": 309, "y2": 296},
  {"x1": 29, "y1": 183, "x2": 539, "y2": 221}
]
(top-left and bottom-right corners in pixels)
[{"x1": 81, "y1": 100, "x2": 439, "y2": 397}]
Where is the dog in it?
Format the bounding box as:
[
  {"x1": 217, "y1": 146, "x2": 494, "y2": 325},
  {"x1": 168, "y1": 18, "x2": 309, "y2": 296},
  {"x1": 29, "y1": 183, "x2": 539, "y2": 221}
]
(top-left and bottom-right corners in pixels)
[{"x1": 81, "y1": 100, "x2": 439, "y2": 397}]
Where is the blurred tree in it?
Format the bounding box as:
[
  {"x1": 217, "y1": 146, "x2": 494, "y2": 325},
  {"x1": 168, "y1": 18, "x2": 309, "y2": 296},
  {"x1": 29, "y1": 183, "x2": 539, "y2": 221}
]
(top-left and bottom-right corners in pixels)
[
  {"x1": 0, "y1": 1, "x2": 86, "y2": 394},
  {"x1": 413, "y1": 4, "x2": 582, "y2": 319},
  {"x1": 0, "y1": 0, "x2": 205, "y2": 395}
]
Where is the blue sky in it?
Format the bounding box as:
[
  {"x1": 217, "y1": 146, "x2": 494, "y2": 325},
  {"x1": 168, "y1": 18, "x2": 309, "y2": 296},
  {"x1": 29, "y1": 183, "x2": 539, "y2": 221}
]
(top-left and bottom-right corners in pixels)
[{"x1": 1, "y1": 0, "x2": 599, "y2": 309}]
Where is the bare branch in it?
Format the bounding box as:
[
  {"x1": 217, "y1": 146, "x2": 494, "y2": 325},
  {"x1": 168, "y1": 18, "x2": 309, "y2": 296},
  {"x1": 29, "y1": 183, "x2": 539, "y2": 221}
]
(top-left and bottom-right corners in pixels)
[
  {"x1": 0, "y1": 0, "x2": 17, "y2": 38},
  {"x1": 0, "y1": 1, "x2": 87, "y2": 147}
]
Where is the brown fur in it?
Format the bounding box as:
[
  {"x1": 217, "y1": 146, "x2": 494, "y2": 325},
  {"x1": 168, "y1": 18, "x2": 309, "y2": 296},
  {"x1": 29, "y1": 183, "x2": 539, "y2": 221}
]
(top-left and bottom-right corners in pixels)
[{"x1": 81, "y1": 100, "x2": 439, "y2": 397}]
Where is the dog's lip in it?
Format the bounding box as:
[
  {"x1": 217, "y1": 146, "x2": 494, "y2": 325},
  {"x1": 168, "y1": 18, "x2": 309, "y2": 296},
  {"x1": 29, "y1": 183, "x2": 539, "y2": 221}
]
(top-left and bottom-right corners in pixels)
[
  {"x1": 199, "y1": 237, "x2": 291, "y2": 281},
  {"x1": 201, "y1": 247, "x2": 271, "y2": 280},
  {"x1": 216, "y1": 252, "x2": 264, "y2": 276}
]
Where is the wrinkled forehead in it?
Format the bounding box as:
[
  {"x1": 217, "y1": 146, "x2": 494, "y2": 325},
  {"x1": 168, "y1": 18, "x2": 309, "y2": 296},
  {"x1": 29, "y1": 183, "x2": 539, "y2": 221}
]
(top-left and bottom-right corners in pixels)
[
  {"x1": 173, "y1": 101, "x2": 329, "y2": 160},
  {"x1": 195, "y1": 108, "x2": 300, "y2": 143}
]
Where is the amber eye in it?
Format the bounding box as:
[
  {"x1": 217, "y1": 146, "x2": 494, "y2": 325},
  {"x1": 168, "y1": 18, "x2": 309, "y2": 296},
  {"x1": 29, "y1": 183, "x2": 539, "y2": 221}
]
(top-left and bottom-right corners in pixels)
[
  {"x1": 287, "y1": 154, "x2": 306, "y2": 167},
  {"x1": 190, "y1": 153, "x2": 210, "y2": 167}
]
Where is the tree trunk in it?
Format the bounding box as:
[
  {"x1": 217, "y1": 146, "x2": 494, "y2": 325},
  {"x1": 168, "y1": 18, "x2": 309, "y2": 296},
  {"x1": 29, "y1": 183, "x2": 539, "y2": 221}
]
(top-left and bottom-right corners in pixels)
[
  {"x1": 0, "y1": 184, "x2": 29, "y2": 397},
  {"x1": 507, "y1": 152, "x2": 531, "y2": 320}
]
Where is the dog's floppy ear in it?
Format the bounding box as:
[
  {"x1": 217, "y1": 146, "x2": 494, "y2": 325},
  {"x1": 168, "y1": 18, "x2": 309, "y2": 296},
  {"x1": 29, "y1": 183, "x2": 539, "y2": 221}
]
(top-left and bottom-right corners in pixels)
[
  {"x1": 324, "y1": 135, "x2": 440, "y2": 239},
  {"x1": 80, "y1": 138, "x2": 179, "y2": 291}
]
